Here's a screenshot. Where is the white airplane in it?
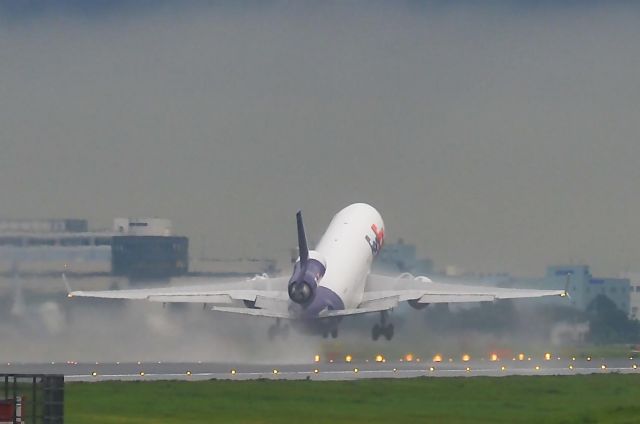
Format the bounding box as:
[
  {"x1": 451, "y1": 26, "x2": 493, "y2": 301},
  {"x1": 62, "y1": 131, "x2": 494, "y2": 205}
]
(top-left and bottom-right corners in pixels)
[{"x1": 66, "y1": 203, "x2": 567, "y2": 340}]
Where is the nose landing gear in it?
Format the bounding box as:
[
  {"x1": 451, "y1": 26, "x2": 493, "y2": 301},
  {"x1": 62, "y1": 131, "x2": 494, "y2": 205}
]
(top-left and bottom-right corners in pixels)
[{"x1": 372, "y1": 311, "x2": 394, "y2": 341}]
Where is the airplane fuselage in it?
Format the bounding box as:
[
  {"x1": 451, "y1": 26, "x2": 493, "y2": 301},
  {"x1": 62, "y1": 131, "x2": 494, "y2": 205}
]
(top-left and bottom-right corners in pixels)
[{"x1": 295, "y1": 203, "x2": 384, "y2": 321}]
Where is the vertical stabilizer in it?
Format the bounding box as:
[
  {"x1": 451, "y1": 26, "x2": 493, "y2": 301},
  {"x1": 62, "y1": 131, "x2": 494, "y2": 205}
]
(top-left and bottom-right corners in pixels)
[{"x1": 296, "y1": 211, "x2": 309, "y2": 265}]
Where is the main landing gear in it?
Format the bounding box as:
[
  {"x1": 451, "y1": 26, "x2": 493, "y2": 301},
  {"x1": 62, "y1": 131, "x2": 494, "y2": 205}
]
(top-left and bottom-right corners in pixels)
[
  {"x1": 322, "y1": 327, "x2": 338, "y2": 339},
  {"x1": 268, "y1": 318, "x2": 290, "y2": 341},
  {"x1": 372, "y1": 311, "x2": 394, "y2": 341}
]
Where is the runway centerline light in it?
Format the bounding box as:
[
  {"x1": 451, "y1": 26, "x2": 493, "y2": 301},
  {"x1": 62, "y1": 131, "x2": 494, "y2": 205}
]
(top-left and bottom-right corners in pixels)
[
  {"x1": 429, "y1": 366, "x2": 435, "y2": 372},
  {"x1": 230, "y1": 369, "x2": 237, "y2": 375},
  {"x1": 91, "y1": 372, "x2": 97, "y2": 377},
  {"x1": 139, "y1": 371, "x2": 145, "y2": 377},
  {"x1": 272, "y1": 369, "x2": 279, "y2": 375},
  {"x1": 569, "y1": 364, "x2": 574, "y2": 370},
  {"x1": 393, "y1": 368, "x2": 397, "y2": 372},
  {"x1": 587, "y1": 356, "x2": 592, "y2": 361},
  {"x1": 354, "y1": 368, "x2": 359, "y2": 373},
  {"x1": 186, "y1": 371, "x2": 192, "y2": 376},
  {"x1": 535, "y1": 365, "x2": 540, "y2": 371},
  {"x1": 501, "y1": 366, "x2": 506, "y2": 371},
  {"x1": 633, "y1": 364, "x2": 638, "y2": 370},
  {"x1": 601, "y1": 364, "x2": 607, "y2": 370},
  {"x1": 314, "y1": 369, "x2": 319, "y2": 374},
  {"x1": 465, "y1": 367, "x2": 471, "y2": 372}
]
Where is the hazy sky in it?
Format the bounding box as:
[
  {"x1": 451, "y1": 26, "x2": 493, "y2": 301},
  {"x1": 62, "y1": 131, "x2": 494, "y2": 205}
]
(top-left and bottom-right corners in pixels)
[{"x1": 1, "y1": 1, "x2": 640, "y2": 276}]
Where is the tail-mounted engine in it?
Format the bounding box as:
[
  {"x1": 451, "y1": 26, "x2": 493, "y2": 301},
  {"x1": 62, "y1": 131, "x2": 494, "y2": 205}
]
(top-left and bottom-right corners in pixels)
[{"x1": 287, "y1": 211, "x2": 327, "y2": 305}]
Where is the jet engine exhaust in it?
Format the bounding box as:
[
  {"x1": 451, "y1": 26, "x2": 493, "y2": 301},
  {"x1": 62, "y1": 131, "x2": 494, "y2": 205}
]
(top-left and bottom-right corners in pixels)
[{"x1": 288, "y1": 281, "x2": 314, "y2": 304}]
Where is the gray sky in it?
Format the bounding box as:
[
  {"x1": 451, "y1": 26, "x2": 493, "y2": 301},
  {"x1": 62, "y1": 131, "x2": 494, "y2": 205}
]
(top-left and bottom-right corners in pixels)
[{"x1": 1, "y1": 1, "x2": 640, "y2": 276}]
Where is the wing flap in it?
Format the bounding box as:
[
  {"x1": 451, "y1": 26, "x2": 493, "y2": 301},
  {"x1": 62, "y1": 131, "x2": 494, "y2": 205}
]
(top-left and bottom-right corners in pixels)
[{"x1": 210, "y1": 306, "x2": 293, "y2": 319}]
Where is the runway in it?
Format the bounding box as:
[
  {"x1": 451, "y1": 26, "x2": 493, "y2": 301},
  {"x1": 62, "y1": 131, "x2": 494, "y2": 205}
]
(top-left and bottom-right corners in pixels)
[{"x1": 1, "y1": 356, "x2": 638, "y2": 381}]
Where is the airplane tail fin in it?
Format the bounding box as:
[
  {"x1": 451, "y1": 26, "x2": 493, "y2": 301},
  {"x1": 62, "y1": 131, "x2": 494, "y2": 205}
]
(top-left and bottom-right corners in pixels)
[{"x1": 296, "y1": 211, "x2": 309, "y2": 265}]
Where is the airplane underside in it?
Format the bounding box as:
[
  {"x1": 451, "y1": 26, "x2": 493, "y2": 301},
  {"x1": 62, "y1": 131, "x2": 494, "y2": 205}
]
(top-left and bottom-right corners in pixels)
[{"x1": 267, "y1": 311, "x2": 395, "y2": 341}]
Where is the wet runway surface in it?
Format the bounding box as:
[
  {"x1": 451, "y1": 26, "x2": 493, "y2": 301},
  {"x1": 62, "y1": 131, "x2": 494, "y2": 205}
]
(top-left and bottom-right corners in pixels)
[{"x1": 1, "y1": 357, "x2": 638, "y2": 381}]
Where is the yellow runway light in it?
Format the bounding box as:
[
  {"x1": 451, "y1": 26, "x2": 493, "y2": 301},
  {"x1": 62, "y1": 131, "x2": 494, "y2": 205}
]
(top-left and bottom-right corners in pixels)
[
  {"x1": 462, "y1": 354, "x2": 470, "y2": 362},
  {"x1": 433, "y1": 354, "x2": 442, "y2": 363},
  {"x1": 405, "y1": 353, "x2": 414, "y2": 362},
  {"x1": 375, "y1": 354, "x2": 384, "y2": 363},
  {"x1": 314, "y1": 355, "x2": 320, "y2": 363},
  {"x1": 518, "y1": 353, "x2": 525, "y2": 361},
  {"x1": 345, "y1": 355, "x2": 353, "y2": 363},
  {"x1": 490, "y1": 353, "x2": 498, "y2": 362},
  {"x1": 544, "y1": 353, "x2": 551, "y2": 361}
]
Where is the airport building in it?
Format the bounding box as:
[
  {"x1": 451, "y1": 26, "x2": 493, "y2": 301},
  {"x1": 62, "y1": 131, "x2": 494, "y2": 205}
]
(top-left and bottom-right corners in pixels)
[
  {"x1": 0, "y1": 218, "x2": 188, "y2": 280},
  {"x1": 373, "y1": 239, "x2": 433, "y2": 276},
  {"x1": 511, "y1": 265, "x2": 631, "y2": 316},
  {"x1": 619, "y1": 272, "x2": 640, "y2": 320}
]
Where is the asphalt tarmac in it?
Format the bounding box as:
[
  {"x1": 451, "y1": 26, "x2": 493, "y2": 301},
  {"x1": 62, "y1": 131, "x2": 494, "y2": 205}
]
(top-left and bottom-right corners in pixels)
[{"x1": 0, "y1": 357, "x2": 637, "y2": 381}]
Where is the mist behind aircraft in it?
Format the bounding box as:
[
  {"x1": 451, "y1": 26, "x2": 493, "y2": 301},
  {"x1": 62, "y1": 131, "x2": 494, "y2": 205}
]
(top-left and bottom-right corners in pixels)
[{"x1": 1, "y1": 1, "x2": 640, "y2": 277}]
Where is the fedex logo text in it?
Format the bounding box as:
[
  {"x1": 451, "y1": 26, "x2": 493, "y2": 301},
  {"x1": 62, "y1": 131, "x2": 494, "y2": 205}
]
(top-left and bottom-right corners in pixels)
[{"x1": 365, "y1": 224, "x2": 384, "y2": 255}]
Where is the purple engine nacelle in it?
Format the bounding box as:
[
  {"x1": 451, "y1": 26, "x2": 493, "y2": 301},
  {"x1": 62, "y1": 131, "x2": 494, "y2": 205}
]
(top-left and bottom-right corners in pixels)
[{"x1": 288, "y1": 252, "x2": 326, "y2": 305}]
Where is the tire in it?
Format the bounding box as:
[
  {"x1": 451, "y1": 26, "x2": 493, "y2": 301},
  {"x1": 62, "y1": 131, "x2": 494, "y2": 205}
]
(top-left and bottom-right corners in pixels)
[
  {"x1": 384, "y1": 324, "x2": 394, "y2": 341},
  {"x1": 268, "y1": 326, "x2": 276, "y2": 341},
  {"x1": 372, "y1": 324, "x2": 380, "y2": 341}
]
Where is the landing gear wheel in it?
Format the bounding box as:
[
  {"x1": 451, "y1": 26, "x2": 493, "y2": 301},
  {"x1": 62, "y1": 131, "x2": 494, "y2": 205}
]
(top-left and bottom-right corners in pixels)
[
  {"x1": 384, "y1": 324, "x2": 394, "y2": 341},
  {"x1": 372, "y1": 324, "x2": 381, "y2": 341},
  {"x1": 268, "y1": 325, "x2": 277, "y2": 341},
  {"x1": 330, "y1": 327, "x2": 338, "y2": 339}
]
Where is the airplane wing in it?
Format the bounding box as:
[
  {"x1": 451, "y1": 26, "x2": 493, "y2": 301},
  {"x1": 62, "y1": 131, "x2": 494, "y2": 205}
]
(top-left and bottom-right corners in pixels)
[
  {"x1": 359, "y1": 273, "x2": 567, "y2": 310},
  {"x1": 65, "y1": 274, "x2": 290, "y2": 304}
]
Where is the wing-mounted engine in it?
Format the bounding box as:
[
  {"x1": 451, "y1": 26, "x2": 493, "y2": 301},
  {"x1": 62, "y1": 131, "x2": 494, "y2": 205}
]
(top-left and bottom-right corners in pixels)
[{"x1": 287, "y1": 210, "x2": 327, "y2": 305}]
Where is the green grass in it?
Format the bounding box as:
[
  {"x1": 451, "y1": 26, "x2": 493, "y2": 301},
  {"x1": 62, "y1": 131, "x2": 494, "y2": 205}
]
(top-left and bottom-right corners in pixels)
[{"x1": 66, "y1": 375, "x2": 640, "y2": 424}]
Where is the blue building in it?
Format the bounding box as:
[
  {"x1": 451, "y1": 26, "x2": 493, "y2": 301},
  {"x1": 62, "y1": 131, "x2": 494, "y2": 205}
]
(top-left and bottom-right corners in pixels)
[{"x1": 511, "y1": 265, "x2": 631, "y2": 315}]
